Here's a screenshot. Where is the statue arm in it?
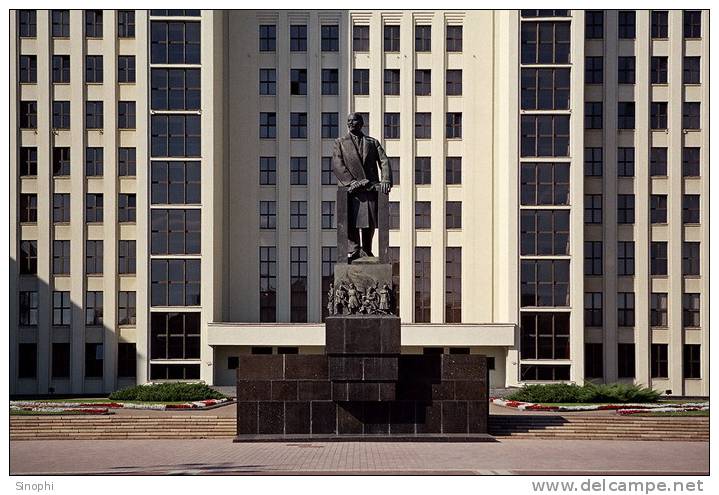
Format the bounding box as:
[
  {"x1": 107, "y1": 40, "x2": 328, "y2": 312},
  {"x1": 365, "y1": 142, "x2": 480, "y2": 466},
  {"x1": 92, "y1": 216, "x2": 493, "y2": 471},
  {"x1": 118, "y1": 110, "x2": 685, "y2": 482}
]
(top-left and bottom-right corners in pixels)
[
  {"x1": 332, "y1": 138, "x2": 356, "y2": 187},
  {"x1": 375, "y1": 140, "x2": 393, "y2": 193}
]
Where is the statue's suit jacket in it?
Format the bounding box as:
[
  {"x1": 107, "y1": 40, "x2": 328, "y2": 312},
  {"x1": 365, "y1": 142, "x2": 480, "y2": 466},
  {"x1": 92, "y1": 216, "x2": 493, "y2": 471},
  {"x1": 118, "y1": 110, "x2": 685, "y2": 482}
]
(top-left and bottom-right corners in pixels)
[{"x1": 332, "y1": 132, "x2": 392, "y2": 229}]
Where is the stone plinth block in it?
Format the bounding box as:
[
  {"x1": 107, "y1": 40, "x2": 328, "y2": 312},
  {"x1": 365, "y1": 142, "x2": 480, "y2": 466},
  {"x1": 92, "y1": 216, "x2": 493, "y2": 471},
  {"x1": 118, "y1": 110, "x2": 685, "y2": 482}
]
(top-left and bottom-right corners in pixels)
[{"x1": 325, "y1": 315, "x2": 400, "y2": 355}]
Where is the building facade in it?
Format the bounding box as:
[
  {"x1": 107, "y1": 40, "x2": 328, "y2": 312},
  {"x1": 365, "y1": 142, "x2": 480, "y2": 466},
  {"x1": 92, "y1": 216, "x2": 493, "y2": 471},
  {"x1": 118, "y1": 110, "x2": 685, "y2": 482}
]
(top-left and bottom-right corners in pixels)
[{"x1": 10, "y1": 9, "x2": 708, "y2": 396}]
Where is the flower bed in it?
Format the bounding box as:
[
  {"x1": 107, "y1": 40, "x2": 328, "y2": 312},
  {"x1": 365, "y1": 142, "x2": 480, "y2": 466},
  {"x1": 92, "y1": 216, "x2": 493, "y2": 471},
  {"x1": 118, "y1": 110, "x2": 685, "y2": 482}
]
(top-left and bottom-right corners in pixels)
[
  {"x1": 11, "y1": 405, "x2": 110, "y2": 415},
  {"x1": 491, "y1": 397, "x2": 709, "y2": 414},
  {"x1": 10, "y1": 398, "x2": 230, "y2": 413}
]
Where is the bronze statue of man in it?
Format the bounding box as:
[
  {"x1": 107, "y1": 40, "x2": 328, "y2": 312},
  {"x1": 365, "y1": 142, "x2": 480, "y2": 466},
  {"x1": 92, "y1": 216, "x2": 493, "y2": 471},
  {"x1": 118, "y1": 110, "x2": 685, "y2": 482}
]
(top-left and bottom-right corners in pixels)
[{"x1": 332, "y1": 113, "x2": 392, "y2": 262}]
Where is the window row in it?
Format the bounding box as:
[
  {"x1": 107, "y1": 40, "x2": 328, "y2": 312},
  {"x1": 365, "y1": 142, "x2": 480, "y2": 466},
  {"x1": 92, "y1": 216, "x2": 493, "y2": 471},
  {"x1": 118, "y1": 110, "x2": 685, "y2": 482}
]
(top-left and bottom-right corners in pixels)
[
  {"x1": 583, "y1": 101, "x2": 702, "y2": 130},
  {"x1": 20, "y1": 193, "x2": 139, "y2": 224},
  {"x1": 18, "y1": 290, "x2": 136, "y2": 327},
  {"x1": 585, "y1": 291, "x2": 701, "y2": 329},
  {"x1": 19, "y1": 240, "x2": 136, "y2": 276},
  {"x1": 18, "y1": 146, "x2": 137, "y2": 178},
  {"x1": 584, "y1": 56, "x2": 701, "y2": 85},
  {"x1": 583, "y1": 240, "x2": 701, "y2": 277},
  {"x1": 584, "y1": 194, "x2": 701, "y2": 225},
  {"x1": 585, "y1": 10, "x2": 703, "y2": 40},
  {"x1": 20, "y1": 100, "x2": 136, "y2": 130},
  {"x1": 18, "y1": 10, "x2": 136, "y2": 39},
  {"x1": 19, "y1": 55, "x2": 137, "y2": 84},
  {"x1": 584, "y1": 146, "x2": 703, "y2": 178},
  {"x1": 17, "y1": 342, "x2": 137, "y2": 380},
  {"x1": 351, "y1": 68, "x2": 463, "y2": 96}
]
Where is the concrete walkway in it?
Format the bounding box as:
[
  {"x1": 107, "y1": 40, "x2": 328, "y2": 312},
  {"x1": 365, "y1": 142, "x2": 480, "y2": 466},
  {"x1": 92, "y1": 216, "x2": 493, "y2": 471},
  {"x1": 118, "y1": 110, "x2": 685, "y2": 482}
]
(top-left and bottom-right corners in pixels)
[{"x1": 10, "y1": 438, "x2": 708, "y2": 475}]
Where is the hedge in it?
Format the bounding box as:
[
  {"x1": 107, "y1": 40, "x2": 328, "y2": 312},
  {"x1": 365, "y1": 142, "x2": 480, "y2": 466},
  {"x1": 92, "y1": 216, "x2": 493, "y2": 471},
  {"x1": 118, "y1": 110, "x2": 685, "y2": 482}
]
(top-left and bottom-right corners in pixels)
[
  {"x1": 109, "y1": 383, "x2": 226, "y2": 402},
  {"x1": 505, "y1": 383, "x2": 660, "y2": 404}
]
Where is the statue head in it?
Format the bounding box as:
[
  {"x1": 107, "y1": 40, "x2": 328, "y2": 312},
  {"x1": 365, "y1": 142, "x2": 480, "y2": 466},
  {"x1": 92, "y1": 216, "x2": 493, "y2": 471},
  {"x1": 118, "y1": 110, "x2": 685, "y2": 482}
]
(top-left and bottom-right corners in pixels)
[{"x1": 347, "y1": 112, "x2": 364, "y2": 134}]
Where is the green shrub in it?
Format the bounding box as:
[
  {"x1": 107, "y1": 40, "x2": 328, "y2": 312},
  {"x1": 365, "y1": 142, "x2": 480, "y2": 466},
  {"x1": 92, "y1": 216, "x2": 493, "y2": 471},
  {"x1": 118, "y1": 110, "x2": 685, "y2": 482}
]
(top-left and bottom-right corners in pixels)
[
  {"x1": 109, "y1": 383, "x2": 226, "y2": 402},
  {"x1": 505, "y1": 383, "x2": 660, "y2": 404}
]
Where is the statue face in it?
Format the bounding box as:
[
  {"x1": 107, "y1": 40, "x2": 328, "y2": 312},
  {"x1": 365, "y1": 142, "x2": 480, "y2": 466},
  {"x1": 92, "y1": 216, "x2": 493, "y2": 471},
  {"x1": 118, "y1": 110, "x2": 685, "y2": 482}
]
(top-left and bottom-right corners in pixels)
[{"x1": 347, "y1": 113, "x2": 364, "y2": 133}]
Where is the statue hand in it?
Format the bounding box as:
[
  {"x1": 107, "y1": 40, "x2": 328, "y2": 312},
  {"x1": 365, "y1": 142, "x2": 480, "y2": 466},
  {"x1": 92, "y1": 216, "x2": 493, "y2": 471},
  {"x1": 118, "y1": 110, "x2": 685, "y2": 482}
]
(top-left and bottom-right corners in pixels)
[{"x1": 380, "y1": 181, "x2": 391, "y2": 195}]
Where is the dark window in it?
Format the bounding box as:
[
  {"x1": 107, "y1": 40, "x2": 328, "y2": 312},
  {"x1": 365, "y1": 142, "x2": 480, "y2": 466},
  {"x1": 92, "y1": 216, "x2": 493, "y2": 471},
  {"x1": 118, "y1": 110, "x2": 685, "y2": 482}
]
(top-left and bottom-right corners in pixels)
[
  {"x1": 384, "y1": 113, "x2": 400, "y2": 139},
  {"x1": 384, "y1": 25, "x2": 400, "y2": 52},
  {"x1": 651, "y1": 242, "x2": 668, "y2": 276},
  {"x1": 353, "y1": 69, "x2": 369, "y2": 95},
  {"x1": 650, "y1": 147, "x2": 667, "y2": 176},
  {"x1": 52, "y1": 10, "x2": 70, "y2": 37},
  {"x1": 321, "y1": 113, "x2": 339, "y2": 138},
  {"x1": 384, "y1": 69, "x2": 400, "y2": 95},
  {"x1": 520, "y1": 210, "x2": 570, "y2": 256},
  {"x1": 52, "y1": 291, "x2": 71, "y2": 325},
  {"x1": 618, "y1": 344, "x2": 636, "y2": 378},
  {"x1": 446, "y1": 25, "x2": 463, "y2": 52},
  {"x1": 651, "y1": 344, "x2": 668, "y2": 378},
  {"x1": 52, "y1": 147, "x2": 70, "y2": 177},
  {"x1": 584, "y1": 147, "x2": 603, "y2": 176},
  {"x1": 150, "y1": 259, "x2": 201, "y2": 306},
  {"x1": 321, "y1": 201, "x2": 335, "y2": 229},
  {"x1": 85, "y1": 101, "x2": 104, "y2": 129},
  {"x1": 415, "y1": 25, "x2": 431, "y2": 52},
  {"x1": 521, "y1": 21, "x2": 570, "y2": 64},
  {"x1": 617, "y1": 102, "x2": 635, "y2": 129},
  {"x1": 150, "y1": 364, "x2": 200, "y2": 380},
  {"x1": 389, "y1": 202, "x2": 400, "y2": 230},
  {"x1": 684, "y1": 57, "x2": 701, "y2": 84},
  {"x1": 389, "y1": 157, "x2": 400, "y2": 185},
  {"x1": 85, "y1": 291, "x2": 104, "y2": 325},
  {"x1": 321, "y1": 157, "x2": 336, "y2": 185},
  {"x1": 86, "y1": 55, "x2": 103, "y2": 83},
  {"x1": 650, "y1": 102, "x2": 668, "y2": 130},
  {"x1": 52, "y1": 343, "x2": 70, "y2": 378},
  {"x1": 584, "y1": 292, "x2": 603, "y2": 327},
  {"x1": 585, "y1": 343, "x2": 604, "y2": 379},
  {"x1": 259, "y1": 25, "x2": 276, "y2": 51},
  {"x1": 321, "y1": 246, "x2": 337, "y2": 321},
  {"x1": 321, "y1": 25, "x2": 339, "y2": 51},
  {"x1": 85, "y1": 147, "x2": 104, "y2": 177},
  {"x1": 520, "y1": 162, "x2": 569, "y2": 206},
  {"x1": 683, "y1": 345, "x2": 701, "y2": 379},
  {"x1": 445, "y1": 247, "x2": 462, "y2": 323},
  {"x1": 290, "y1": 201, "x2": 307, "y2": 229},
  {"x1": 617, "y1": 241, "x2": 635, "y2": 276},
  {"x1": 290, "y1": 24, "x2": 307, "y2": 52},
  {"x1": 52, "y1": 240, "x2": 70, "y2": 274},
  {"x1": 520, "y1": 115, "x2": 569, "y2": 157},
  {"x1": 617, "y1": 195, "x2": 635, "y2": 224},
  {"x1": 118, "y1": 11, "x2": 136, "y2": 38},
  {"x1": 290, "y1": 112, "x2": 307, "y2": 139},
  {"x1": 521, "y1": 364, "x2": 570, "y2": 381},
  {"x1": 389, "y1": 247, "x2": 400, "y2": 311},
  {"x1": 118, "y1": 291, "x2": 137, "y2": 325},
  {"x1": 618, "y1": 11, "x2": 636, "y2": 39},
  {"x1": 415, "y1": 201, "x2": 431, "y2": 229},
  {"x1": 118, "y1": 194, "x2": 137, "y2": 223},
  {"x1": 151, "y1": 69, "x2": 200, "y2": 110},
  {"x1": 86, "y1": 193, "x2": 104, "y2": 222},
  {"x1": 151, "y1": 114, "x2": 200, "y2": 156},
  {"x1": 682, "y1": 242, "x2": 700, "y2": 276},
  {"x1": 260, "y1": 247, "x2": 276, "y2": 322},
  {"x1": 19, "y1": 194, "x2": 37, "y2": 223},
  {"x1": 682, "y1": 147, "x2": 700, "y2": 177},
  {"x1": 18, "y1": 10, "x2": 37, "y2": 38},
  {"x1": 321, "y1": 69, "x2": 339, "y2": 95},
  {"x1": 446, "y1": 202, "x2": 462, "y2": 229},
  {"x1": 521, "y1": 10, "x2": 569, "y2": 17},
  {"x1": 650, "y1": 195, "x2": 667, "y2": 223},
  {"x1": 151, "y1": 209, "x2": 200, "y2": 253},
  {"x1": 19, "y1": 291, "x2": 39, "y2": 326},
  {"x1": 446, "y1": 112, "x2": 462, "y2": 138},
  {"x1": 353, "y1": 25, "x2": 369, "y2": 51},
  {"x1": 259, "y1": 201, "x2": 276, "y2": 230},
  {"x1": 585, "y1": 56, "x2": 603, "y2": 84},
  {"x1": 683, "y1": 10, "x2": 702, "y2": 39},
  {"x1": 118, "y1": 101, "x2": 136, "y2": 129},
  {"x1": 290, "y1": 157, "x2": 307, "y2": 185},
  {"x1": 683, "y1": 102, "x2": 700, "y2": 130},
  {"x1": 260, "y1": 157, "x2": 277, "y2": 185},
  {"x1": 585, "y1": 11, "x2": 604, "y2": 39},
  {"x1": 683, "y1": 293, "x2": 700, "y2": 328},
  {"x1": 18, "y1": 343, "x2": 37, "y2": 378},
  {"x1": 118, "y1": 240, "x2": 136, "y2": 274},
  {"x1": 19, "y1": 147, "x2": 38, "y2": 176},
  {"x1": 290, "y1": 68, "x2": 307, "y2": 95},
  {"x1": 650, "y1": 292, "x2": 668, "y2": 327},
  {"x1": 520, "y1": 312, "x2": 570, "y2": 360},
  {"x1": 617, "y1": 147, "x2": 635, "y2": 177},
  {"x1": 53, "y1": 193, "x2": 70, "y2": 223},
  {"x1": 259, "y1": 68, "x2": 276, "y2": 95},
  {"x1": 150, "y1": 312, "x2": 200, "y2": 359},
  {"x1": 651, "y1": 11, "x2": 668, "y2": 38},
  {"x1": 585, "y1": 102, "x2": 603, "y2": 129},
  {"x1": 118, "y1": 56, "x2": 136, "y2": 83},
  {"x1": 520, "y1": 259, "x2": 570, "y2": 307},
  {"x1": 446, "y1": 69, "x2": 462, "y2": 95},
  {"x1": 117, "y1": 343, "x2": 136, "y2": 378},
  {"x1": 52, "y1": 55, "x2": 70, "y2": 83},
  {"x1": 584, "y1": 194, "x2": 602, "y2": 224},
  {"x1": 118, "y1": 148, "x2": 136, "y2": 177},
  {"x1": 85, "y1": 10, "x2": 103, "y2": 38},
  {"x1": 150, "y1": 21, "x2": 200, "y2": 64},
  {"x1": 415, "y1": 113, "x2": 431, "y2": 139},
  {"x1": 683, "y1": 194, "x2": 700, "y2": 224},
  {"x1": 651, "y1": 56, "x2": 668, "y2": 84},
  {"x1": 522, "y1": 68, "x2": 570, "y2": 110},
  {"x1": 151, "y1": 161, "x2": 201, "y2": 204},
  {"x1": 414, "y1": 157, "x2": 431, "y2": 185},
  {"x1": 19, "y1": 101, "x2": 37, "y2": 129},
  {"x1": 618, "y1": 56, "x2": 635, "y2": 84},
  {"x1": 414, "y1": 247, "x2": 431, "y2": 323},
  {"x1": 617, "y1": 292, "x2": 635, "y2": 327},
  {"x1": 19, "y1": 240, "x2": 37, "y2": 275},
  {"x1": 85, "y1": 240, "x2": 103, "y2": 274},
  {"x1": 415, "y1": 69, "x2": 431, "y2": 96},
  {"x1": 19, "y1": 55, "x2": 37, "y2": 83},
  {"x1": 584, "y1": 241, "x2": 603, "y2": 276},
  {"x1": 52, "y1": 101, "x2": 71, "y2": 129},
  {"x1": 446, "y1": 157, "x2": 462, "y2": 184},
  {"x1": 290, "y1": 246, "x2": 308, "y2": 323},
  {"x1": 259, "y1": 112, "x2": 276, "y2": 139}
]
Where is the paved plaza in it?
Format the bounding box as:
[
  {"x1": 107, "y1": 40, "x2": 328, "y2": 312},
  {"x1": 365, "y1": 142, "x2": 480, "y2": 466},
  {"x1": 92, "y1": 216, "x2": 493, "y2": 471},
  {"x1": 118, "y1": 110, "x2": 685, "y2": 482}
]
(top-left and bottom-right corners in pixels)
[{"x1": 11, "y1": 438, "x2": 709, "y2": 475}]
